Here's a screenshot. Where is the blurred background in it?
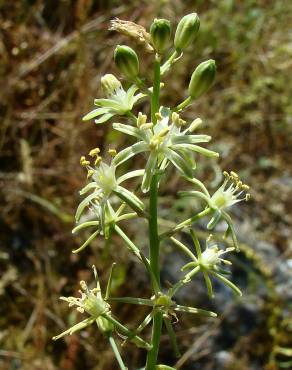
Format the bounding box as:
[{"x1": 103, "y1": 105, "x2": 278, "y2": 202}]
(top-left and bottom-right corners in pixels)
[{"x1": 1, "y1": 0, "x2": 291, "y2": 369}]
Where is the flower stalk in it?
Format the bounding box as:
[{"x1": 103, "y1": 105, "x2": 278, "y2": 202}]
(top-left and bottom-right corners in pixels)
[
  {"x1": 53, "y1": 12, "x2": 251, "y2": 370},
  {"x1": 146, "y1": 53, "x2": 163, "y2": 369}
]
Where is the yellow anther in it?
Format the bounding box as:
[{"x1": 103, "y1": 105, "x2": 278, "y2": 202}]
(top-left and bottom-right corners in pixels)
[
  {"x1": 77, "y1": 307, "x2": 84, "y2": 313},
  {"x1": 157, "y1": 127, "x2": 170, "y2": 138},
  {"x1": 230, "y1": 171, "x2": 239, "y2": 179},
  {"x1": 242, "y1": 184, "x2": 250, "y2": 190},
  {"x1": 108, "y1": 148, "x2": 117, "y2": 157},
  {"x1": 80, "y1": 156, "x2": 90, "y2": 167},
  {"x1": 89, "y1": 148, "x2": 100, "y2": 157},
  {"x1": 171, "y1": 112, "x2": 180, "y2": 122},
  {"x1": 94, "y1": 156, "x2": 102, "y2": 166},
  {"x1": 179, "y1": 118, "x2": 186, "y2": 126},
  {"x1": 245, "y1": 194, "x2": 251, "y2": 201},
  {"x1": 137, "y1": 112, "x2": 147, "y2": 127},
  {"x1": 236, "y1": 180, "x2": 243, "y2": 188},
  {"x1": 140, "y1": 123, "x2": 153, "y2": 130},
  {"x1": 80, "y1": 281, "x2": 87, "y2": 290},
  {"x1": 155, "y1": 112, "x2": 163, "y2": 121},
  {"x1": 87, "y1": 170, "x2": 94, "y2": 178},
  {"x1": 223, "y1": 171, "x2": 229, "y2": 177}
]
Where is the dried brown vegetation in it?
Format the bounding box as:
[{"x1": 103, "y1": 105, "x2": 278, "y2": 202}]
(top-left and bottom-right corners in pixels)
[{"x1": 0, "y1": 1, "x2": 291, "y2": 369}]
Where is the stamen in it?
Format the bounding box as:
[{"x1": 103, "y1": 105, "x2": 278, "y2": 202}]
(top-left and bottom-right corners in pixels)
[
  {"x1": 108, "y1": 148, "x2": 117, "y2": 157},
  {"x1": 137, "y1": 112, "x2": 147, "y2": 127},
  {"x1": 140, "y1": 123, "x2": 153, "y2": 130},
  {"x1": 89, "y1": 148, "x2": 100, "y2": 157},
  {"x1": 80, "y1": 281, "x2": 87, "y2": 291},
  {"x1": 155, "y1": 112, "x2": 163, "y2": 121},
  {"x1": 94, "y1": 156, "x2": 102, "y2": 166},
  {"x1": 157, "y1": 127, "x2": 170, "y2": 138},
  {"x1": 171, "y1": 112, "x2": 180, "y2": 125},
  {"x1": 80, "y1": 156, "x2": 90, "y2": 167}
]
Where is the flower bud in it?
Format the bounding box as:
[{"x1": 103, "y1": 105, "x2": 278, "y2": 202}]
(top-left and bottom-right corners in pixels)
[
  {"x1": 174, "y1": 13, "x2": 200, "y2": 51},
  {"x1": 114, "y1": 45, "x2": 139, "y2": 79},
  {"x1": 100, "y1": 74, "x2": 121, "y2": 97},
  {"x1": 188, "y1": 59, "x2": 216, "y2": 99},
  {"x1": 150, "y1": 18, "x2": 171, "y2": 53}
]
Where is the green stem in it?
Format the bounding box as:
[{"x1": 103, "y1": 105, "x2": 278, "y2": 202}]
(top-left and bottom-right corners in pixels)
[
  {"x1": 115, "y1": 225, "x2": 160, "y2": 292},
  {"x1": 103, "y1": 314, "x2": 151, "y2": 350},
  {"x1": 126, "y1": 111, "x2": 137, "y2": 122},
  {"x1": 175, "y1": 96, "x2": 193, "y2": 112},
  {"x1": 148, "y1": 174, "x2": 160, "y2": 284},
  {"x1": 146, "y1": 54, "x2": 162, "y2": 370},
  {"x1": 114, "y1": 225, "x2": 142, "y2": 260},
  {"x1": 159, "y1": 207, "x2": 212, "y2": 239},
  {"x1": 108, "y1": 334, "x2": 127, "y2": 370},
  {"x1": 146, "y1": 312, "x2": 163, "y2": 369},
  {"x1": 151, "y1": 55, "x2": 161, "y2": 124},
  {"x1": 160, "y1": 50, "x2": 180, "y2": 75}
]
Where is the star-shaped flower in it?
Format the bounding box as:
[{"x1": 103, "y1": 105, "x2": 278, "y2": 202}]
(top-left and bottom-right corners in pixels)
[
  {"x1": 112, "y1": 108, "x2": 218, "y2": 192},
  {"x1": 109, "y1": 288, "x2": 216, "y2": 357},
  {"x1": 170, "y1": 231, "x2": 242, "y2": 298},
  {"x1": 73, "y1": 148, "x2": 145, "y2": 251},
  {"x1": 53, "y1": 265, "x2": 150, "y2": 349},
  {"x1": 82, "y1": 74, "x2": 145, "y2": 124},
  {"x1": 179, "y1": 171, "x2": 251, "y2": 250}
]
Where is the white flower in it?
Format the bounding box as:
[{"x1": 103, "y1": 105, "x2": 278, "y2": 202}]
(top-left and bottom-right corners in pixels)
[
  {"x1": 82, "y1": 74, "x2": 145, "y2": 124},
  {"x1": 209, "y1": 171, "x2": 250, "y2": 210},
  {"x1": 179, "y1": 171, "x2": 250, "y2": 250},
  {"x1": 53, "y1": 266, "x2": 112, "y2": 340},
  {"x1": 171, "y1": 232, "x2": 242, "y2": 298},
  {"x1": 112, "y1": 107, "x2": 218, "y2": 192},
  {"x1": 60, "y1": 270, "x2": 110, "y2": 317},
  {"x1": 200, "y1": 244, "x2": 234, "y2": 269},
  {"x1": 53, "y1": 265, "x2": 151, "y2": 349},
  {"x1": 72, "y1": 149, "x2": 144, "y2": 251}
]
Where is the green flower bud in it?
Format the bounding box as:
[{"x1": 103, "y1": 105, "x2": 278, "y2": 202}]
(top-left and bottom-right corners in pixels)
[
  {"x1": 174, "y1": 13, "x2": 200, "y2": 51},
  {"x1": 114, "y1": 45, "x2": 139, "y2": 79},
  {"x1": 100, "y1": 74, "x2": 122, "y2": 97},
  {"x1": 150, "y1": 18, "x2": 171, "y2": 53},
  {"x1": 188, "y1": 59, "x2": 216, "y2": 99}
]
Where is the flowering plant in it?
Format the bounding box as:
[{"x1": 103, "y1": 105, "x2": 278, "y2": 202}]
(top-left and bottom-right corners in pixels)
[{"x1": 54, "y1": 13, "x2": 250, "y2": 370}]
